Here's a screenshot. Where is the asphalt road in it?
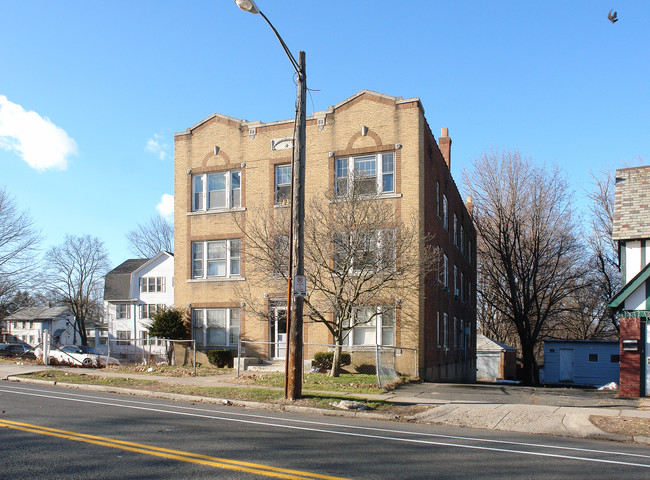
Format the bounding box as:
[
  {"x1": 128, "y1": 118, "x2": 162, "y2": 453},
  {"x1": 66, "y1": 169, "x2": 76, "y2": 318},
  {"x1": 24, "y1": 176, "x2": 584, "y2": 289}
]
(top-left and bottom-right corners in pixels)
[{"x1": 1, "y1": 382, "x2": 649, "y2": 479}]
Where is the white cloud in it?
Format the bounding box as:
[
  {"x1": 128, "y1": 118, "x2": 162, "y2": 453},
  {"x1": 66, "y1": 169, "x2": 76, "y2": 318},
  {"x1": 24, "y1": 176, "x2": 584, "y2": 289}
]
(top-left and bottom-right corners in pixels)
[
  {"x1": 0, "y1": 95, "x2": 77, "y2": 171},
  {"x1": 156, "y1": 193, "x2": 174, "y2": 219},
  {"x1": 145, "y1": 133, "x2": 170, "y2": 160}
]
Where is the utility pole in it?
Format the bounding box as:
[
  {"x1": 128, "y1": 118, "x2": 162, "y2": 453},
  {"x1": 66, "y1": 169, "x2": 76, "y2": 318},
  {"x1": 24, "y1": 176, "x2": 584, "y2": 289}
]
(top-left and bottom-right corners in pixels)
[
  {"x1": 234, "y1": 0, "x2": 306, "y2": 400},
  {"x1": 286, "y1": 51, "x2": 306, "y2": 400}
]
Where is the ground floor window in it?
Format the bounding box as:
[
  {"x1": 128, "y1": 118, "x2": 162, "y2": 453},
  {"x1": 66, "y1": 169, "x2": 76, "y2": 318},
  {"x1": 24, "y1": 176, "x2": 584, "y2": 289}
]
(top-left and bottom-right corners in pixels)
[
  {"x1": 343, "y1": 306, "x2": 395, "y2": 346},
  {"x1": 192, "y1": 308, "x2": 240, "y2": 347},
  {"x1": 116, "y1": 330, "x2": 131, "y2": 345}
]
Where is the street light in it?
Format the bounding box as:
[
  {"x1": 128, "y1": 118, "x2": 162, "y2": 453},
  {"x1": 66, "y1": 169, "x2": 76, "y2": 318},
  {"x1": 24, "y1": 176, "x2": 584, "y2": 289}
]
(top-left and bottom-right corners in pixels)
[{"x1": 234, "y1": 0, "x2": 306, "y2": 401}]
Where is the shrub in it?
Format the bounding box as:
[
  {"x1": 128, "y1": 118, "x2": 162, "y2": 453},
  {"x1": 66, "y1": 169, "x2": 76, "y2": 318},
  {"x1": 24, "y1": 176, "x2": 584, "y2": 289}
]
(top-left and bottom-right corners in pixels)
[
  {"x1": 355, "y1": 364, "x2": 376, "y2": 375},
  {"x1": 207, "y1": 349, "x2": 233, "y2": 368},
  {"x1": 313, "y1": 351, "x2": 351, "y2": 371}
]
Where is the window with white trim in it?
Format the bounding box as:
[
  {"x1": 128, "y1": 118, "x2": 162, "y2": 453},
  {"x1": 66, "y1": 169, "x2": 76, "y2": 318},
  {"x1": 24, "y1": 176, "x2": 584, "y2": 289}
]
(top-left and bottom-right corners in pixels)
[
  {"x1": 453, "y1": 214, "x2": 458, "y2": 246},
  {"x1": 192, "y1": 239, "x2": 241, "y2": 279},
  {"x1": 343, "y1": 306, "x2": 395, "y2": 346},
  {"x1": 443, "y1": 195, "x2": 448, "y2": 230},
  {"x1": 273, "y1": 235, "x2": 290, "y2": 276},
  {"x1": 139, "y1": 277, "x2": 166, "y2": 293},
  {"x1": 454, "y1": 265, "x2": 459, "y2": 297},
  {"x1": 436, "y1": 312, "x2": 441, "y2": 347},
  {"x1": 453, "y1": 317, "x2": 458, "y2": 349},
  {"x1": 116, "y1": 330, "x2": 131, "y2": 345},
  {"x1": 442, "y1": 255, "x2": 449, "y2": 288},
  {"x1": 274, "y1": 164, "x2": 291, "y2": 205},
  {"x1": 443, "y1": 313, "x2": 448, "y2": 348},
  {"x1": 192, "y1": 308, "x2": 240, "y2": 347},
  {"x1": 192, "y1": 170, "x2": 241, "y2": 211},
  {"x1": 139, "y1": 304, "x2": 166, "y2": 319},
  {"x1": 116, "y1": 304, "x2": 130, "y2": 319},
  {"x1": 460, "y1": 226, "x2": 465, "y2": 254},
  {"x1": 335, "y1": 152, "x2": 395, "y2": 196},
  {"x1": 334, "y1": 229, "x2": 395, "y2": 273}
]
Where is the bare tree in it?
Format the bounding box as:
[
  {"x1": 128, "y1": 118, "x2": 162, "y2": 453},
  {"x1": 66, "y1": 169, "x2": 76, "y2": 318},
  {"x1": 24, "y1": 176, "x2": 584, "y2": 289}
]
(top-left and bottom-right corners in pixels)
[
  {"x1": 584, "y1": 169, "x2": 620, "y2": 335},
  {"x1": 44, "y1": 235, "x2": 110, "y2": 345},
  {"x1": 126, "y1": 215, "x2": 174, "y2": 258},
  {"x1": 0, "y1": 187, "x2": 41, "y2": 319},
  {"x1": 464, "y1": 151, "x2": 585, "y2": 385},
  {"x1": 235, "y1": 186, "x2": 438, "y2": 376}
]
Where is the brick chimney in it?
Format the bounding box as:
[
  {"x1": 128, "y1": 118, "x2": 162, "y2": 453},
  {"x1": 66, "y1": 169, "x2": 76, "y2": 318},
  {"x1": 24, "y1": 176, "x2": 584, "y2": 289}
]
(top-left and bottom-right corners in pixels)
[{"x1": 439, "y1": 128, "x2": 451, "y2": 169}]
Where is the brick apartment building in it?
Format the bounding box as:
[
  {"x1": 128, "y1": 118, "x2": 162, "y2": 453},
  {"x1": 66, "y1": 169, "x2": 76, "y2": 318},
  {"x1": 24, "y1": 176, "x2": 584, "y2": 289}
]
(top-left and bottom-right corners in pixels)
[{"x1": 174, "y1": 90, "x2": 476, "y2": 382}]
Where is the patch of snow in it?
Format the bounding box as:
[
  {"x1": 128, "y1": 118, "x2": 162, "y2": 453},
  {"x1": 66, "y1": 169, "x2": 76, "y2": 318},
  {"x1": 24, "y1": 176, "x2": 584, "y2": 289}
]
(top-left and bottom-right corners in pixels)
[{"x1": 597, "y1": 382, "x2": 619, "y2": 391}]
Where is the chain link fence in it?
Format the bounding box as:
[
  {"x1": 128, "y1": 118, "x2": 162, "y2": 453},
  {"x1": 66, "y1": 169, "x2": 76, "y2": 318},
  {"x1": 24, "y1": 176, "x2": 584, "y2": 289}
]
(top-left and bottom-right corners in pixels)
[
  {"x1": 106, "y1": 338, "x2": 196, "y2": 371},
  {"x1": 236, "y1": 340, "x2": 417, "y2": 387}
]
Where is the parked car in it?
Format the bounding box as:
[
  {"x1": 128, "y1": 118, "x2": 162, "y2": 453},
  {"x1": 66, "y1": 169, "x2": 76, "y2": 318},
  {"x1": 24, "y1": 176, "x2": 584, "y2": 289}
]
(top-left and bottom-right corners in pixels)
[
  {"x1": 49, "y1": 345, "x2": 120, "y2": 367},
  {"x1": 0, "y1": 343, "x2": 35, "y2": 359}
]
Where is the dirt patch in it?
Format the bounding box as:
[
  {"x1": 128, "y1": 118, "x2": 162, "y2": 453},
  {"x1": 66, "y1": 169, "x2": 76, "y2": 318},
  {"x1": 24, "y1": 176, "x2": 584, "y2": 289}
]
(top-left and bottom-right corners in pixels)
[{"x1": 590, "y1": 415, "x2": 650, "y2": 438}]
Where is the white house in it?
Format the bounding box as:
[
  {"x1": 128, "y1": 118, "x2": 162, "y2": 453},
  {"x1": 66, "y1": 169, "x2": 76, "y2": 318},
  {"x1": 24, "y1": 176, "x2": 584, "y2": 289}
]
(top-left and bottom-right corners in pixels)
[
  {"x1": 476, "y1": 334, "x2": 517, "y2": 382},
  {"x1": 4, "y1": 306, "x2": 76, "y2": 347},
  {"x1": 103, "y1": 251, "x2": 174, "y2": 358}
]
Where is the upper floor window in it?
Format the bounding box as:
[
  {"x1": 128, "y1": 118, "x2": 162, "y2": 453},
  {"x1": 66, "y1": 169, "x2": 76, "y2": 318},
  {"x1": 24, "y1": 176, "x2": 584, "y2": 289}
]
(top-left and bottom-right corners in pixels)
[
  {"x1": 192, "y1": 170, "x2": 241, "y2": 212},
  {"x1": 116, "y1": 304, "x2": 130, "y2": 319},
  {"x1": 139, "y1": 277, "x2": 166, "y2": 293},
  {"x1": 275, "y1": 164, "x2": 291, "y2": 205},
  {"x1": 334, "y1": 229, "x2": 395, "y2": 273},
  {"x1": 442, "y1": 195, "x2": 448, "y2": 230},
  {"x1": 453, "y1": 214, "x2": 458, "y2": 246},
  {"x1": 335, "y1": 152, "x2": 394, "y2": 196},
  {"x1": 460, "y1": 226, "x2": 465, "y2": 254},
  {"x1": 192, "y1": 239, "x2": 241, "y2": 279},
  {"x1": 442, "y1": 254, "x2": 449, "y2": 288},
  {"x1": 140, "y1": 304, "x2": 165, "y2": 319}
]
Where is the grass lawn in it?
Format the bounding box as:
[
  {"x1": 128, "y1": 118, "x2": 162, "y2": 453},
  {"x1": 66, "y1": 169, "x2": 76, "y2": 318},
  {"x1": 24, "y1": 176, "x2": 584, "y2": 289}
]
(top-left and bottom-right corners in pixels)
[
  {"x1": 20, "y1": 370, "x2": 404, "y2": 412},
  {"x1": 234, "y1": 372, "x2": 399, "y2": 394}
]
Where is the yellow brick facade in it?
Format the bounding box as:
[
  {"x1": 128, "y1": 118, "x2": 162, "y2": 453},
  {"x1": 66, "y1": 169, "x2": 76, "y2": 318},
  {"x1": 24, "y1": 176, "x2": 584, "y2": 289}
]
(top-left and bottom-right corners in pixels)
[{"x1": 174, "y1": 90, "x2": 476, "y2": 381}]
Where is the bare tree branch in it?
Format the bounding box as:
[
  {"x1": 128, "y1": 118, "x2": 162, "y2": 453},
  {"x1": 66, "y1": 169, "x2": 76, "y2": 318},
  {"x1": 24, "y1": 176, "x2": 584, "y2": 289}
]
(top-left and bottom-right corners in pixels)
[
  {"x1": 126, "y1": 215, "x2": 174, "y2": 258},
  {"x1": 465, "y1": 151, "x2": 586, "y2": 385},
  {"x1": 233, "y1": 184, "x2": 439, "y2": 376},
  {"x1": 44, "y1": 235, "x2": 110, "y2": 345}
]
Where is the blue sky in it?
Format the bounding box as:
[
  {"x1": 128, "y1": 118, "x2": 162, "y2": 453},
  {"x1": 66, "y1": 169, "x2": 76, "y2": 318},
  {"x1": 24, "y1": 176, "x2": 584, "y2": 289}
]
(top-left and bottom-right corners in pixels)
[{"x1": 1, "y1": 1, "x2": 649, "y2": 268}]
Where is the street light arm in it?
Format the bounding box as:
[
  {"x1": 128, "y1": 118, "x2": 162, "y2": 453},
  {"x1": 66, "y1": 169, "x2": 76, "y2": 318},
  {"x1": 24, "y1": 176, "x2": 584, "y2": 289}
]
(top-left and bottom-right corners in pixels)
[{"x1": 257, "y1": 10, "x2": 301, "y2": 76}]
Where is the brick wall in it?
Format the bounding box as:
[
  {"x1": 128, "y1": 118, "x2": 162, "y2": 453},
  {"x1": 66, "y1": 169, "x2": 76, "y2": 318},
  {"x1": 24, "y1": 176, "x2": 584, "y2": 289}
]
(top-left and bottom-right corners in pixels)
[{"x1": 619, "y1": 316, "x2": 643, "y2": 397}]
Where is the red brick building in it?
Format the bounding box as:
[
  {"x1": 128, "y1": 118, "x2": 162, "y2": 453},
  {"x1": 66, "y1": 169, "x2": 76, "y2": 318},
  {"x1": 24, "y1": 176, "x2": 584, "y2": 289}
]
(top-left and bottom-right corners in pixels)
[{"x1": 608, "y1": 166, "x2": 650, "y2": 397}]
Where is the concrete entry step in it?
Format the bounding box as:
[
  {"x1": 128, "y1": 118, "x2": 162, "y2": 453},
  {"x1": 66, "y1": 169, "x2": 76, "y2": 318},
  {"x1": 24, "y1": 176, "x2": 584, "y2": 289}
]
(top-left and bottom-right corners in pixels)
[{"x1": 246, "y1": 360, "x2": 285, "y2": 372}]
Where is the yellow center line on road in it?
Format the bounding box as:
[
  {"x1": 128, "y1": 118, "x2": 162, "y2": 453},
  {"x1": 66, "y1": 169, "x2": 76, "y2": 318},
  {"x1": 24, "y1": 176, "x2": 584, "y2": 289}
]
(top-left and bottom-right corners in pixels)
[{"x1": 0, "y1": 419, "x2": 352, "y2": 480}]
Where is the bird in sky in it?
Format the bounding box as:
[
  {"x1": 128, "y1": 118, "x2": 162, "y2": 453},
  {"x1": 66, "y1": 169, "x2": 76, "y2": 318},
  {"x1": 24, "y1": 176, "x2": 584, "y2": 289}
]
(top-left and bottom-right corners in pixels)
[{"x1": 608, "y1": 9, "x2": 618, "y2": 23}]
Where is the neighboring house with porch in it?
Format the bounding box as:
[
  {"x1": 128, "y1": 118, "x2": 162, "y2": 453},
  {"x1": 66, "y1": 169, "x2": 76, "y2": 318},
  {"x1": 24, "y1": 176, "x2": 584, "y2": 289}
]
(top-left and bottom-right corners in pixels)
[
  {"x1": 174, "y1": 90, "x2": 477, "y2": 382},
  {"x1": 608, "y1": 165, "x2": 650, "y2": 396},
  {"x1": 4, "y1": 306, "x2": 75, "y2": 347},
  {"x1": 103, "y1": 251, "x2": 174, "y2": 358}
]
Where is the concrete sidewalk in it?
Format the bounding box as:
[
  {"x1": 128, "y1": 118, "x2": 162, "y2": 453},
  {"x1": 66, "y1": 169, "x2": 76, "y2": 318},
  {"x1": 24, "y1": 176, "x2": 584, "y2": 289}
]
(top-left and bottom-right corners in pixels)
[{"x1": 2, "y1": 363, "x2": 649, "y2": 444}]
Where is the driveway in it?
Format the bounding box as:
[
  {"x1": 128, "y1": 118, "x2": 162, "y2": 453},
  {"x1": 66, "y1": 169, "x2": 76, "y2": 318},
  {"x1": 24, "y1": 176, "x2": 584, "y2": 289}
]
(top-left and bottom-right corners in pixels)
[{"x1": 390, "y1": 381, "x2": 640, "y2": 409}]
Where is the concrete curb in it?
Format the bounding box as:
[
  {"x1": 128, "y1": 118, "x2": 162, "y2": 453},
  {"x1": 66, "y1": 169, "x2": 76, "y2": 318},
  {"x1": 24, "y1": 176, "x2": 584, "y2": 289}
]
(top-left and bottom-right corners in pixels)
[
  {"x1": 6, "y1": 375, "x2": 649, "y2": 444},
  {"x1": 6, "y1": 376, "x2": 398, "y2": 422}
]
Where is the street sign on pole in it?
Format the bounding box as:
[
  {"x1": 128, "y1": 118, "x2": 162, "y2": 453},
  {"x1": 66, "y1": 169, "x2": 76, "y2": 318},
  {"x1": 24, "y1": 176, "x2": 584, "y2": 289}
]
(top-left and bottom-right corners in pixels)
[{"x1": 293, "y1": 275, "x2": 306, "y2": 297}]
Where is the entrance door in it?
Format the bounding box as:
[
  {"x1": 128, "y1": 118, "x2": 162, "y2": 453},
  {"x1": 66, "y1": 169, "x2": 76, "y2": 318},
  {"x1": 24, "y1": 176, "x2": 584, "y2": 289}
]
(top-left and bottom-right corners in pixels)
[
  {"x1": 559, "y1": 348, "x2": 574, "y2": 382},
  {"x1": 270, "y1": 305, "x2": 287, "y2": 360}
]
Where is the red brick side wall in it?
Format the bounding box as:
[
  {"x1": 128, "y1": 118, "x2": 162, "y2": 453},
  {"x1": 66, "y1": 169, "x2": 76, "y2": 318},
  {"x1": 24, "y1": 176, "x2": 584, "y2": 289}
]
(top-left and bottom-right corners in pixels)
[{"x1": 619, "y1": 316, "x2": 643, "y2": 397}]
